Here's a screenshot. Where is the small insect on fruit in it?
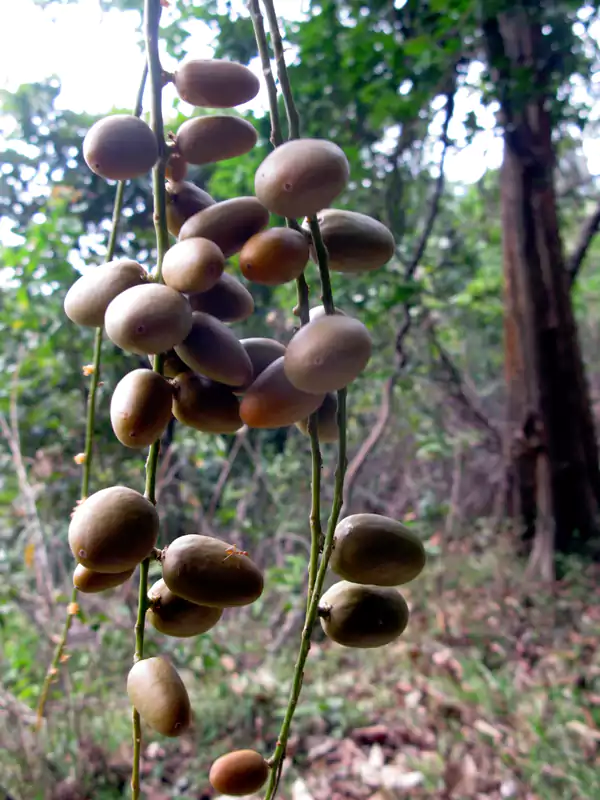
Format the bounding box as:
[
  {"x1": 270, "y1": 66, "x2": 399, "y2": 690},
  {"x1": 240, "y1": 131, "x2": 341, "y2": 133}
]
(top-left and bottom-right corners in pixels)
[{"x1": 223, "y1": 545, "x2": 249, "y2": 562}]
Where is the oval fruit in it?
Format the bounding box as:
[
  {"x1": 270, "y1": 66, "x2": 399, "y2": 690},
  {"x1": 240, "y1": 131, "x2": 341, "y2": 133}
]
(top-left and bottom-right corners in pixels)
[
  {"x1": 174, "y1": 59, "x2": 260, "y2": 108},
  {"x1": 209, "y1": 750, "x2": 269, "y2": 797},
  {"x1": 147, "y1": 349, "x2": 191, "y2": 379},
  {"x1": 233, "y1": 337, "x2": 286, "y2": 393},
  {"x1": 171, "y1": 373, "x2": 243, "y2": 434},
  {"x1": 175, "y1": 312, "x2": 253, "y2": 387},
  {"x1": 166, "y1": 180, "x2": 215, "y2": 237},
  {"x1": 73, "y1": 564, "x2": 135, "y2": 594},
  {"x1": 187, "y1": 272, "x2": 254, "y2": 322},
  {"x1": 104, "y1": 283, "x2": 193, "y2": 355},
  {"x1": 284, "y1": 315, "x2": 372, "y2": 394},
  {"x1": 176, "y1": 116, "x2": 257, "y2": 165},
  {"x1": 110, "y1": 369, "x2": 173, "y2": 448},
  {"x1": 296, "y1": 392, "x2": 338, "y2": 442},
  {"x1": 162, "y1": 534, "x2": 264, "y2": 607},
  {"x1": 240, "y1": 356, "x2": 325, "y2": 428},
  {"x1": 68, "y1": 485, "x2": 159, "y2": 573},
  {"x1": 178, "y1": 197, "x2": 270, "y2": 259},
  {"x1": 83, "y1": 115, "x2": 158, "y2": 181},
  {"x1": 254, "y1": 139, "x2": 350, "y2": 218},
  {"x1": 127, "y1": 656, "x2": 191, "y2": 737},
  {"x1": 318, "y1": 581, "x2": 409, "y2": 648},
  {"x1": 165, "y1": 152, "x2": 187, "y2": 182},
  {"x1": 308, "y1": 209, "x2": 395, "y2": 273},
  {"x1": 64, "y1": 260, "x2": 148, "y2": 328},
  {"x1": 239, "y1": 227, "x2": 309, "y2": 286},
  {"x1": 147, "y1": 579, "x2": 223, "y2": 637},
  {"x1": 308, "y1": 305, "x2": 346, "y2": 322},
  {"x1": 162, "y1": 238, "x2": 225, "y2": 294}
]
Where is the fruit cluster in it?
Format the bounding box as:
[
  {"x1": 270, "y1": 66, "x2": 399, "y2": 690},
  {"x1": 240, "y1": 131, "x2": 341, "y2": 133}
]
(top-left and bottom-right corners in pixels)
[{"x1": 64, "y1": 56, "x2": 423, "y2": 796}]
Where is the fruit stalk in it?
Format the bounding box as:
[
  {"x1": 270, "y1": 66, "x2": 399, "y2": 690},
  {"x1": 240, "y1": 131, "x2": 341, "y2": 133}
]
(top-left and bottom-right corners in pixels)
[
  {"x1": 248, "y1": 0, "x2": 283, "y2": 148},
  {"x1": 307, "y1": 217, "x2": 336, "y2": 315},
  {"x1": 261, "y1": 0, "x2": 300, "y2": 139}
]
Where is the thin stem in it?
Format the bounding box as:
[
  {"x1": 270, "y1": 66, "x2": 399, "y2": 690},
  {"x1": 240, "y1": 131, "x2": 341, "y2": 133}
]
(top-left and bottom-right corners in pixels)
[
  {"x1": 308, "y1": 217, "x2": 335, "y2": 315},
  {"x1": 261, "y1": 0, "x2": 300, "y2": 139},
  {"x1": 248, "y1": 0, "x2": 283, "y2": 148}
]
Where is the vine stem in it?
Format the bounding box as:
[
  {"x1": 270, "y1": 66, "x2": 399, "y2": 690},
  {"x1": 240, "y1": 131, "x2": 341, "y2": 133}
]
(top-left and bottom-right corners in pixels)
[{"x1": 261, "y1": 0, "x2": 300, "y2": 139}]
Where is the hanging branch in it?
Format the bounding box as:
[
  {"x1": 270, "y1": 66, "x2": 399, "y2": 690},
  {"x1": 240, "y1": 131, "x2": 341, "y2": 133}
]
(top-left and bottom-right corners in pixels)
[{"x1": 567, "y1": 199, "x2": 600, "y2": 286}]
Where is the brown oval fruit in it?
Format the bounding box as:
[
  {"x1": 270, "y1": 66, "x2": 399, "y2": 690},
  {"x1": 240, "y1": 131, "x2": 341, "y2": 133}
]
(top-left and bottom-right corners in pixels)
[
  {"x1": 68, "y1": 485, "x2": 159, "y2": 574},
  {"x1": 175, "y1": 312, "x2": 253, "y2": 387},
  {"x1": 239, "y1": 227, "x2": 309, "y2": 286},
  {"x1": 187, "y1": 272, "x2": 254, "y2": 322},
  {"x1": 254, "y1": 139, "x2": 350, "y2": 218},
  {"x1": 73, "y1": 564, "x2": 135, "y2": 594},
  {"x1": 162, "y1": 534, "x2": 264, "y2": 608},
  {"x1": 308, "y1": 209, "x2": 395, "y2": 273},
  {"x1": 296, "y1": 392, "x2": 338, "y2": 442},
  {"x1": 240, "y1": 356, "x2": 325, "y2": 429},
  {"x1": 174, "y1": 59, "x2": 260, "y2": 108},
  {"x1": 165, "y1": 152, "x2": 188, "y2": 182},
  {"x1": 127, "y1": 656, "x2": 191, "y2": 737},
  {"x1": 64, "y1": 260, "x2": 148, "y2": 328},
  {"x1": 110, "y1": 369, "x2": 173, "y2": 448},
  {"x1": 83, "y1": 114, "x2": 158, "y2": 181},
  {"x1": 162, "y1": 238, "x2": 225, "y2": 294},
  {"x1": 178, "y1": 197, "x2": 270, "y2": 258},
  {"x1": 104, "y1": 283, "x2": 193, "y2": 355},
  {"x1": 166, "y1": 181, "x2": 215, "y2": 237},
  {"x1": 209, "y1": 750, "x2": 269, "y2": 797},
  {"x1": 331, "y1": 514, "x2": 426, "y2": 587},
  {"x1": 147, "y1": 349, "x2": 191, "y2": 379},
  {"x1": 147, "y1": 579, "x2": 223, "y2": 637},
  {"x1": 284, "y1": 315, "x2": 372, "y2": 394},
  {"x1": 233, "y1": 337, "x2": 286, "y2": 393},
  {"x1": 175, "y1": 116, "x2": 257, "y2": 165},
  {"x1": 308, "y1": 305, "x2": 346, "y2": 322},
  {"x1": 171, "y1": 372, "x2": 242, "y2": 433},
  {"x1": 319, "y1": 581, "x2": 409, "y2": 648}
]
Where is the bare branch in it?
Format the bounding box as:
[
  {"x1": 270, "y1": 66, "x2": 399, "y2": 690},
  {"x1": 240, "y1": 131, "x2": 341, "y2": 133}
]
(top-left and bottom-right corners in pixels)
[{"x1": 567, "y1": 199, "x2": 600, "y2": 286}]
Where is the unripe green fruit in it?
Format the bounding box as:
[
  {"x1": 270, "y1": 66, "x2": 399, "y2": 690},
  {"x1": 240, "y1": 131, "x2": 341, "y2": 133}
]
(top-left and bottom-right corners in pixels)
[
  {"x1": 83, "y1": 115, "x2": 158, "y2": 181},
  {"x1": 73, "y1": 564, "x2": 134, "y2": 594},
  {"x1": 175, "y1": 116, "x2": 257, "y2": 165},
  {"x1": 127, "y1": 656, "x2": 192, "y2": 737},
  {"x1": 173, "y1": 59, "x2": 260, "y2": 108},
  {"x1": 110, "y1": 369, "x2": 173, "y2": 448},
  {"x1": 147, "y1": 579, "x2": 223, "y2": 637},
  {"x1": 64, "y1": 260, "x2": 148, "y2": 328},
  {"x1": 209, "y1": 750, "x2": 269, "y2": 796}
]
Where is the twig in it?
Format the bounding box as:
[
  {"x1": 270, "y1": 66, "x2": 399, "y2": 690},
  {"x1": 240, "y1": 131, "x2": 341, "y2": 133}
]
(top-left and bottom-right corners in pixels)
[
  {"x1": 248, "y1": 0, "x2": 283, "y2": 148},
  {"x1": 567, "y1": 198, "x2": 600, "y2": 286},
  {"x1": 261, "y1": 0, "x2": 300, "y2": 139}
]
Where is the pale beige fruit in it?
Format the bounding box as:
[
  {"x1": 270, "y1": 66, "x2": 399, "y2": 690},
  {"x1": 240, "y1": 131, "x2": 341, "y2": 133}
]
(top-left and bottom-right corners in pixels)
[
  {"x1": 175, "y1": 312, "x2": 253, "y2": 387},
  {"x1": 178, "y1": 197, "x2": 269, "y2": 258},
  {"x1": 308, "y1": 305, "x2": 346, "y2": 322},
  {"x1": 239, "y1": 227, "x2": 309, "y2": 286},
  {"x1": 295, "y1": 392, "x2": 338, "y2": 442},
  {"x1": 209, "y1": 750, "x2": 269, "y2": 796},
  {"x1": 64, "y1": 260, "x2": 148, "y2": 327},
  {"x1": 233, "y1": 338, "x2": 286, "y2": 393},
  {"x1": 307, "y1": 209, "x2": 395, "y2": 273},
  {"x1": 174, "y1": 59, "x2": 260, "y2": 108},
  {"x1": 171, "y1": 373, "x2": 243, "y2": 433},
  {"x1": 83, "y1": 115, "x2": 158, "y2": 180},
  {"x1": 187, "y1": 272, "x2": 254, "y2": 322},
  {"x1": 110, "y1": 369, "x2": 173, "y2": 448},
  {"x1": 162, "y1": 238, "x2": 225, "y2": 294},
  {"x1": 127, "y1": 656, "x2": 192, "y2": 737},
  {"x1": 147, "y1": 579, "x2": 223, "y2": 637},
  {"x1": 175, "y1": 116, "x2": 257, "y2": 165},
  {"x1": 166, "y1": 181, "x2": 215, "y2": 237},
  {"x1": 73, "y1": 564, "x2": 135, "y2": 594}
]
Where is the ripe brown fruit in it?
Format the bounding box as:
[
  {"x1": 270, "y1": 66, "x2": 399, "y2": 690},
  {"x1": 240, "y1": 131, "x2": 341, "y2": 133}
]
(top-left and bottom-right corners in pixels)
[
  {"x1": 104, "y1": 283, "x2": 193, "y2": 355},
  {"x1": 296, "y1": 392, "x2": 338, "y2": 442},
  {"x1": 175, "y1": 116, "x2": 257, "y2": 165},
  {"x1": 127, "y1": 656, "x2": 192, "y2": 737},
  {"x1": 233, "y1": 337, "x2": 286, "y2": 393},
  {"x1": 254, "y1": 139, "x2": 350, "y2": 218},
  {"x1": 239, "y1": 227, "x2": 309, "y2": 285},
  {"x1": 68, "y1": 486, "x2": 159, "y2": 573},
  {"x1": 171, "y1": 373, "x2": 243, "y2": 433},
  {"x1": 187, "y1": 272, "x2": 254, "y2": 322},
  {"x1": 166, "y1": 181, "x2": 215, "y2": 237},
  {"x1": 209, "y1": 750, "x2": 269, "y2": 796},
  {"x1": 165, "y1": 152, "x2": 188, "y2": 182},
  {"x1": 307, "y1": 209, "x2": 395, "y2": 273},
  {"x1": 162, "y1": 238, "x2": 225, "y2": 294},
  {"x1": 73, "y1": 564, "x2": 135, "y2": 594},
  {"x1": 83, "y1": 115, "x2": 158, "y2": 181},
  {"x1": 174, "y1": 59, "x2": 260, "y2": 108},
  {"x1": 64, "y1": 260, "x2": 148, "y2": 328},
  {"x1": 110, "y1": 369, "x2": 173, "y2": 448},
  {"x1": 147, "y1": 579, "x2": 223, "y2": 637},
  {"x1": 179, "y1": 197, "x2": 270, "y2": 259}
]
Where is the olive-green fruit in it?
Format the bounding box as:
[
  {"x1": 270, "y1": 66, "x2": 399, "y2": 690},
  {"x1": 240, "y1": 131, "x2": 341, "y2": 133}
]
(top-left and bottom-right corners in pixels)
[
  {"x1": 187, "y1": 272, "x2": 254, "y2": 322},
  {"x1": 162, "y1": 238, "x2": 225, "y2": 294},
  {"x1": 166, "y1": 181, "x2": 215, "y2": 237},
  {"x1": 308, "y1": 305, "x2": 346, "y2": 322},
  {"x1": 174, "y1": 59, "x2": 260, "y2": 108},
  {"x1": 73, "y1": 564, "x2": 135, "y2": 594},
  {"x1": 239, "y1": 227, "x2": 309, "y2": 286},
  {"x1": 83, "y1": 115, "x2": 158, "y2": 181},
  {"x1": 284, "y1": 315, "x2": 372, "y2": 394},
  {"x1": 162, "y1": 534, "x2": 264, "y2": 608},
  {"x1": 64, "y1": 260, "x2": 148, "y2": 328},
  {"x1": 165, "y1": 153, "x2": 187, "y2": 182},
  {"x1": 240, "y1": 356, "x2": 325, "y2": 429},
  {"x1": 127, "y1": 656, "x2": 191, "y2": 737},
  {"x1": 171, "y1": 373, "x2": 242, "y2": 433},
  {"x1": 176, "y1": 116, "x2": 257, "y2": 165},
  {"x1": 104, "y1": 283, "x2": 193, "y2": 355},
  {"x1": 331, "y1": 513, "x2": 426, "y2": 587},
  {"x1": 147, "y1": 349, "x2": 191, "y2": 379},
  {"x1": 175, "y1": 312, "x2": 253, "y2": 387},
  {"x1": 319, "y1": 581, "x2": 409, "y2": 648},
  {"x1": 68, "y1": 485, "x2": 159, "y2": 573},
  {"x1": 254, "y1": 139, "x2": 350, "y2": 218},
  {"x1": 178, "y1": 197, "x2": 269, "y2": 258},
  {"x1": 110, "y1": 369, "x2": 173, "y2": 448},
  {"x1": 209, "y1": 750, "x2": 269, "y2": 796},
  {"x1": 147, "y1": 579, "x2": 223, "y2": 637},
  {"x1": 233, "y1": 338, "x2": 286, "y2": 394},
  {"x1": 296, "y1": 392, "x2": 338, "y2": 442},
  {"x1": 308, "y1": 209, "x2": 395, "y2": 273}
]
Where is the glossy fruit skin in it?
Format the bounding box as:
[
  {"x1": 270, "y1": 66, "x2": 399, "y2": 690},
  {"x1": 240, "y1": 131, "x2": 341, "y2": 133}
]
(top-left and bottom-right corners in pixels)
[
  {"x1": 233, "y1": 338, "x2": 286, "y2": 393},
  {"x1": 254, "y1": 139, "x2": 350, "y2": 218},
  {"x1": 147, "y1": 579, "x2": 223, "y2": 637},
  {"x1": 187, "y1": 272, "x2": 254, "y2": 322},
  {"x1": 176, "y1": 116, "x2": 257, "y2": 165},
  {"x1": 127, "y1": 656, "x2": 191, "y2": 737},
  {"x1": 64, "y1": 260, "x2": 148, "y2": 328},
  {"x1": 240, "y1": 356, "x2": 325, "y2": 429},
  {"x1": 68, "y1": 486, "x2": 159, "y2": 574},
  {"x1": 162, "y1": 534, "x2": 264, "y2": 607},
  {"x1": 296, "y1": 392, "x2": 338, "y2": 442},
  {"x1": 178, "y1": 197, "x2": 270, "y2": 259},
  {"x1": 209, "y1": 750, "x2": 269, "y2": 796},
  {"x1": 104, "y1": 283, "x2": 193, "y2": 355},
  {"x1": 166, "y1": 181, "x2": 215, "y2": 237},
  {"x1": 165, "y1": 153, "x2": 188, "y2": 182},
  {"x1": 174, "y1": 59, "x2": 260, "y2": 108},
  {"x1": 239, "y1": 227, "x2": 309, "y2": 285},
  {"x1": 171, "y1": 373, "x2": 243, "y2": 433},
  {"x1": 162, "y1": 238, "x2": 225, "y2": 294},
  {"x1": 284, "y1": 315, "x2": 372, "y2": 394},
  {"x1": 83, "y1": 115, "x2": 158, "y2": 181},
  {"x1": 73, "y1": 564, "x2": 134, "y2": 594},
  {"x1": 110, "y1": 369, "x2": 173, "y2": 448},
  {"x1": 306, "y1": 209, "x2": 395, "y2": 273},
  {"x1": 175, "y1": 312, "x2": 253, "y2": 387},
  {"x1": 318, "y1": 581, "x2": 409, "y2": 648}
]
